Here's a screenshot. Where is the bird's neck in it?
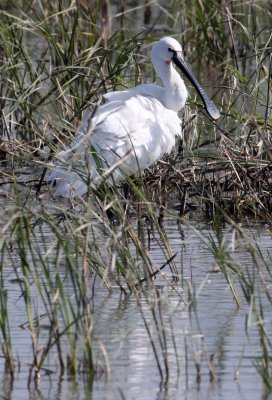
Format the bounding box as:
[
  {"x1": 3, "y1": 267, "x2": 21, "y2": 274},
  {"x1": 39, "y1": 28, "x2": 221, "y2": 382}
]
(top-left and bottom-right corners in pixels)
[{"x1": 155, "y1": 60, "x2": 188, "y2": 112}]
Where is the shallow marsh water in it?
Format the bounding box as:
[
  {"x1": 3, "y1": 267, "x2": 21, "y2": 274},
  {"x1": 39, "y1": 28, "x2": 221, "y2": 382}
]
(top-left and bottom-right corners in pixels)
[{"x1": 0, "y1": 202, "x2": 271, "y2": 400}]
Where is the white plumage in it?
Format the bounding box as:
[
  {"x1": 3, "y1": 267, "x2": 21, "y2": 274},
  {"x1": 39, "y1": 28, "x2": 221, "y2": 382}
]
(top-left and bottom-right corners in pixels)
[{"x1": 48, "y1": 37, "x2": 219, "y2": 197}]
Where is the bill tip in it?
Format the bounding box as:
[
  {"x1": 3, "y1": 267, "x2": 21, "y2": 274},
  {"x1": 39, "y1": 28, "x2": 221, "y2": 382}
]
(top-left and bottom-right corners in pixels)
[{"x1": 207, "y1": 104, "x2": 220, "y2": 121}]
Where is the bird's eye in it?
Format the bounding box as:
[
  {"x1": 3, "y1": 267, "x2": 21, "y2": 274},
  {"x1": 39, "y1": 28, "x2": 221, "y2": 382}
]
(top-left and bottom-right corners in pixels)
[{"x1": 168, "y1": 47, "x2": 177, "y2": 56}]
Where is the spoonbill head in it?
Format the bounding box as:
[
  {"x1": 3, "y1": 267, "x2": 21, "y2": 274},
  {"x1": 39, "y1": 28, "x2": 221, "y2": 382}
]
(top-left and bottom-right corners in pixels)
[
  {"x1": 47, "y1": 36, "x2": 220, "y2": 197},
  {"x1": 151, "y1": 37, "x2": 220, "y2": 119}
]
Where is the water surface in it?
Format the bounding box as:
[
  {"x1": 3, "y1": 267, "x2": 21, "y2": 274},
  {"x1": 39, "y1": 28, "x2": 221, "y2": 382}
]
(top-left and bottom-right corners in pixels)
[{"x1": 1, "y1": 208, "x2": 271, "y2": 400}]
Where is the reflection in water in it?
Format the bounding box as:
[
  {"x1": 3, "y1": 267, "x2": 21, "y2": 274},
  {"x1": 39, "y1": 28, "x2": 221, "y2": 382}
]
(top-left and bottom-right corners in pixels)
[{"x1": 1, "y1": 208, "x2": 271, "y2": 400}]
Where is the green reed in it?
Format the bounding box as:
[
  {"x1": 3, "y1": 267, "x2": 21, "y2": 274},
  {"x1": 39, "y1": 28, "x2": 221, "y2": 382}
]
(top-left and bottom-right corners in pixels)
[
  {"x1": 0, "y1": 175, "x2": 179, "y2": 379},
  {"x1": 0, "y1": 240, "x2": 14, "y2": 376},
  {"x1": 5, "y1": 199, "x2": 95, "y2": 378}
]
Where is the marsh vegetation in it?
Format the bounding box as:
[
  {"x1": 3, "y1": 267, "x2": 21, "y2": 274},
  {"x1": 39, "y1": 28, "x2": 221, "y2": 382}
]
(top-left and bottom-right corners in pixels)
[{"x1": 0, "y1": 1, "x2": 271, "y2": 399}]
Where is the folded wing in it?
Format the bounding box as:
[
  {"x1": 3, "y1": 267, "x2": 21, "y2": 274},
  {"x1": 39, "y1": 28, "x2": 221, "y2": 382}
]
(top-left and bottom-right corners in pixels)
[{"x1": 49, "y1": 88, "x2": 182, "y2": 197}]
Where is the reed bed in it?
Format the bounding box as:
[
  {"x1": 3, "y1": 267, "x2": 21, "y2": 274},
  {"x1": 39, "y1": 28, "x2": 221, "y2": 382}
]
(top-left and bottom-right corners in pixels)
[{"x1": 0, "y1": 0, "x2": 271, "y2": 395}]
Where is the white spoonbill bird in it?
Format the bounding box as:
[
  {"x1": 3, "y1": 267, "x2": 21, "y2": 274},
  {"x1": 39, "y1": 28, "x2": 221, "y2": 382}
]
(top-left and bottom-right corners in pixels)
[{"x1": 48, "y1": 37, "x2": 220, "y2": 197}]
